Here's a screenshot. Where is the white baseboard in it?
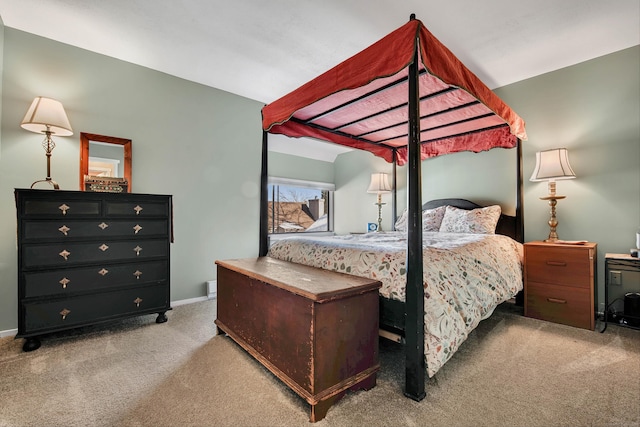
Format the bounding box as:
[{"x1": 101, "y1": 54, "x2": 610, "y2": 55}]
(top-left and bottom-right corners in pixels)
[
  {"x1": 171, "y1": 296, "x2": 210, "y2": 307},
  {"x1": 0, "y1": 328, "x2": 18, "y2": 339},
  {"x1": 0, "y1": 296, "x2": 213, "y2": 339},
  {"x1": 207, "y1": 280, "x2": 217, "y2": 299}
]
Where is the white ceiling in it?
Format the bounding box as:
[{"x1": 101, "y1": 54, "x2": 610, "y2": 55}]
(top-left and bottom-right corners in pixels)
[{"x1": 1, "y1": 0, "x2": 638, "y2": 162}]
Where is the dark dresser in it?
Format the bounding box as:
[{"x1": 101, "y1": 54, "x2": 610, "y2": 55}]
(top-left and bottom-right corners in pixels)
[{"x1": 15, "y1": 189, "x2": 172, "y2": 351}]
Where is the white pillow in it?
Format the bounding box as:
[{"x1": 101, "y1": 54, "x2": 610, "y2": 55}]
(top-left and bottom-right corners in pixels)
[
  {"x1": 394, "y1": 209, "x2": 408, "y2": 232},
  {"x1": 439, "y1": 205, "x2": 501, "y2": 234},
  {"x1": 422, "y1": 205, "x2": 447, "y2": 232},
  {"x1": 394, "y1": 205, "x2": 446, "y2": 232}
]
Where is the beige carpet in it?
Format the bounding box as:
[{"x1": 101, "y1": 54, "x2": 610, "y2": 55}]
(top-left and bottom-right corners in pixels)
[{"x1": 0, "y1": 299, "x2": 638, "y2": 427}]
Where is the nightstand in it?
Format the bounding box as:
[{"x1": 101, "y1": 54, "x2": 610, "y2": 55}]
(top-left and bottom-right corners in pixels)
[
  {"x1": 524, "y1": 241, "x2": 597, "y2": 330},
  {"x1": 602, "y1": 253, "x2": 640, "y2": 332}
]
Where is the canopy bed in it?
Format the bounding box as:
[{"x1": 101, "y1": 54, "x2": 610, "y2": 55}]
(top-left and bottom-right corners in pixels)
[{"x1": 258, "y1": 15, "x2": 527, "y2": 401}]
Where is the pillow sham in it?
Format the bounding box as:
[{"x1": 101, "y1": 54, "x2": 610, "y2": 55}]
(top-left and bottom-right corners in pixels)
[
  {"x1": 394, "y1": 208, "x2": 408, "y2": 232},
  {"x1": 394, "y1": 205, "x2": 446, "y2": 232},
  {"x1": 439, "y1": 205, "x2": 501, "y2": 234},
  {"x1": 422, "y1": 205, "x2": 447, "y2": 232}
]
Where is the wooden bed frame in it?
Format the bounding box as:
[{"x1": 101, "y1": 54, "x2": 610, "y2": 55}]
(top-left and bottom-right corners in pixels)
[{"x1": 258, "y1": 15, "x2": 526, "y2": 401}]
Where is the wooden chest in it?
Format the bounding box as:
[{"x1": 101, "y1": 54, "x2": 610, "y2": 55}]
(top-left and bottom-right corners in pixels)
[
  {"x1": 524, "y1": 241, "x2": 597, "y2": 330},
  {"x1": 15, "y1": 189, "x2": 172, "y2": 351},
  {"x1": 215, "y1": 257, "x2": 381, "y2": 422}
]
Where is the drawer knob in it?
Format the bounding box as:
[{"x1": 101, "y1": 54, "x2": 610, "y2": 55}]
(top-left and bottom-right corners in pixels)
[
  {"x1": 547, "y1": 298, "x2": 567, "y2": 304},
  {"x1": 60, "y1": 308, "x2": 71, "y2": 320},
  {"x1": 134, "y1": 205, "x2": 143, "y2": 215},
  {"x1": 133, "y1": 246, "x2": 142, "y2": 256},
  {"x1": 134, "y1": 297, "x2": 143, "y2": 307},
  {"x1": 59, "y1": 277, "x2": 70, "y2": 289},
  {"x1": 133, "y1": 270, "x2": 142, "y2": 280},
  {"x1": 98, "y1": 268, "x2": 109, "y2": 276},
  {"x1": 133, "y1": 224, "x2": 142, "y2": 234},
  {"x1": 58, "y1": 225, "x2": 70, "y2": 236},
  {"x1": 546, "y1": 261, "x2": 567, "y2": 267},
  {"x1": 59, "y1": 249, "x2": 70, "y2": 260},
  {"x1": 99, "y1": 244, "x2": 109, "y2": 252},
  {"x1": 98, "y1": 222, "x2": 109, "y2": 230},
  {"x1": 58, "y1": 204, "x2": 70, "y2": 215}
]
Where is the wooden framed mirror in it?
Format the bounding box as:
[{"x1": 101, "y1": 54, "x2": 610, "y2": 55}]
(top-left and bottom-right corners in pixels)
[{"x1": 80, "y1": 133, "x2": 132, "y2": 192}]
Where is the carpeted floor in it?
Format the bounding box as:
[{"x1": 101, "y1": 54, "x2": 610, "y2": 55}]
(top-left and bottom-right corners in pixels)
[{"x1": 0, "y1": 299, "x2": 638, "y2": 427}]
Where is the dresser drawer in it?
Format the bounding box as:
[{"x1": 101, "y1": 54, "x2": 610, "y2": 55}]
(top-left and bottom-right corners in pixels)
[
  {"x1": 22, "y1": 219, "x2": 169, "y2": 240},
  {"x1": 21, "y1": 285, "x2": 169, "y2": 334},
  {"x1": 22, "y1": 239, "x2": 168, "y2": 268},
  {"x1": 15, "y1": 189, "x2": 172, "y2": 351},
  {"x1": 23, "y1": 260, "x2": 168, "y2": 297},
  {"x1": 106, "y1": 201, "x2": 169, "y2": 217},
  {"x1": 525, "y1": 246, "x2": 592, "y2": 288},
  {"x1": 22, "y1": 199, "x2": 101, "y2": 217},
  {"x1": 526, "y1": 281, "x2": 592, "y2": 329}
]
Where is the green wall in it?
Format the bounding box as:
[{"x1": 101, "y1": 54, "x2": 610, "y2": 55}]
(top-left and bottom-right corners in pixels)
[
  {"x1": 268, "y1": 151, "x2": 334, "y2": 183},
  {"x1": 334, "y1": 46, "x2": 640, "y2": 312},
  {"x1": 0, "y1": 24, "x2": 637, "y2": 334},
  {"x1": 0, "y1": 29, "x2": 269, "y2": 333}
]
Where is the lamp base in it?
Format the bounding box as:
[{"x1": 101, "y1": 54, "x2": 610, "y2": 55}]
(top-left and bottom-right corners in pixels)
[
  {"x1": 540, "y1": 194, "x2": 566, "y2": 242},
  {"x1": 31, "y1": 178, "x2": 59, "y2": 190}
]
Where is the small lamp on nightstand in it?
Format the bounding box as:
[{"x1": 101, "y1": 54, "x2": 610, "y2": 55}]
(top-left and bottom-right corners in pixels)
[
  {"x1": 367, "y1": 172, "x2": 392, "y2": 232},
  {"x1": 530, "y1": 148, "x2": 576, "y2": 242}
]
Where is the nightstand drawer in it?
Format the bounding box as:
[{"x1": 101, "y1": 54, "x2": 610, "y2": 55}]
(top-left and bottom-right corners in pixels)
[
  {"x1": 526, "y1": 281, "x2": 592, "y2": 329},
  {"x1": 525, "y1": 246, "x2": 592, "y2": 288}
]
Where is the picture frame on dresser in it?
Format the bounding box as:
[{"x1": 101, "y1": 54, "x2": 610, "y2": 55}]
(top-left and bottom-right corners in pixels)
[
  {"x1": 79, "y1": 133, "x2": 132, "y2": 193},
  {"x1": 15, "y1": 189, "x2": 172, "y2": 351}
]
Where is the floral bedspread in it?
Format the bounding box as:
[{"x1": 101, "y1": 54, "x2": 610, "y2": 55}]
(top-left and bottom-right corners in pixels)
[{"x1": 267, "y1": 231, "x2": 523, "y2": 377}]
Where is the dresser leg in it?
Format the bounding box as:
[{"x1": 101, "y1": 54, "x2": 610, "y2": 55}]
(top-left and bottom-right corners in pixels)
[
  {"x1": 23, "y1": 337, "x2": 41, "y2": 352},
  {"x1": 156, "y1": 312, "x2": 168, "y2": 323}
]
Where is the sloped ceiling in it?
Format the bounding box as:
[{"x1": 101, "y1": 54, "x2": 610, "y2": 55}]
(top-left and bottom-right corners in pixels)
[{"x1": 1, "y1": 0, "x2": 638, "y2": 162}]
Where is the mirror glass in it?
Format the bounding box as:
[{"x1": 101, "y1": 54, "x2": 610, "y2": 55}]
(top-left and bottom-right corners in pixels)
[{"x1": 80, "y1": 133, "x2": 132, "y2": 192}]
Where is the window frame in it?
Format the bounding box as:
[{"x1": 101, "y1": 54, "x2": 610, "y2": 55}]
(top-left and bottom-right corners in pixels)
[{"x1": 267, "y1": 176, "x2": 335, "y2": 240}]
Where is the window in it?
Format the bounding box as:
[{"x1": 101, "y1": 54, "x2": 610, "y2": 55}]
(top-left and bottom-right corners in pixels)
[{"x1": 268, "y1": 177, "x2": 334, "y2": 235}]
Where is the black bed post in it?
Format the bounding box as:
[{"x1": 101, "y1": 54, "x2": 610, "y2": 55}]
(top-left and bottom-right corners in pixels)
[
  {"x1": 404, "y1": 14, "x2": 426, "y2": 402},
  {"x1": 516, "y1": 138, "x2": 524, "y2": 243},
  {"x1": 392, "y1": 150, "x2": 398, "y2": 229},
  {"x1": 259, "y1": 130, "x2": 269, "y2": 257},
  {"x1": 514, "y1": 138, "x2": 525, "y2": 306}
]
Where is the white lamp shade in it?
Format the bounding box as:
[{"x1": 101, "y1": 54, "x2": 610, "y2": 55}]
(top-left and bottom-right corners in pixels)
[
  {"x1": 367, "y1": 172, "x2": 392, "y2": 193},
  {"x1": 21, "y1": 97, "x2": 73, "y2": 136},
  {"x1": 530, "y1": 148, "x2": 576, "y2": 182}
]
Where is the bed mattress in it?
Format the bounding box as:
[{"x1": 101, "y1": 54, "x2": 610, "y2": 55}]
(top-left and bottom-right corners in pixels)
[{"x1": 268, "y1": 231, "x2": 523, "y2": 377}]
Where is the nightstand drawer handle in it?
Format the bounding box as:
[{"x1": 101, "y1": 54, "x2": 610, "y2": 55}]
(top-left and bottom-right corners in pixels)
[
  {"x1": 60, "y1": 308, "x2": 71, "y2": 320},
  {"x1": 547, "y1": 298, "x2": 567, "y2": 304},
  {"x1": 546, "y1": 261, "x2": 567, "y2": 267}
]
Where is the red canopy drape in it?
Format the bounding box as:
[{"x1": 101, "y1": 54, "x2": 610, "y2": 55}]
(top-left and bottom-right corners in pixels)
[{"x1": 262, "y1": 18, "x2": 526, "y2": 165}]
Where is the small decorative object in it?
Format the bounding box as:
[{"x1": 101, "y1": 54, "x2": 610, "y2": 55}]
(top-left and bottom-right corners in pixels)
[
  {"x1": 21, "y1": 97, "x2": 73, "y2": 189},
  {"x1": 530, "y1": 148, "x2": 576, "y2": 242},
  {"x1": 367, "y1": 172, "x2": 392, "y2": 232},
  {"x1": 367, "y1": 222, "x2": 378, "y2": 233},
  {"x1": 84, "y1": 175, "x2": 128, "y2": 193}
]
